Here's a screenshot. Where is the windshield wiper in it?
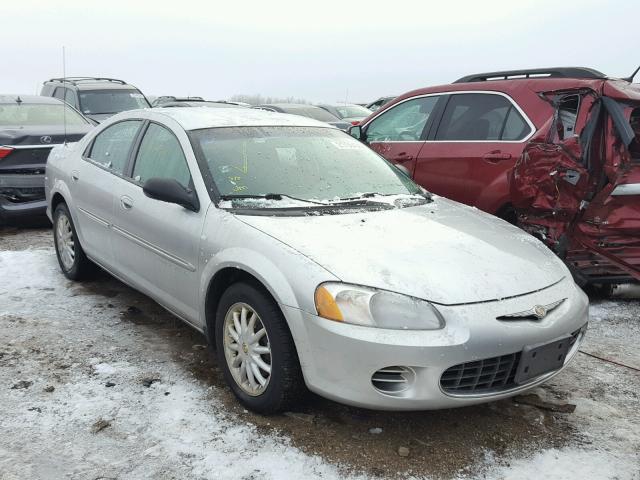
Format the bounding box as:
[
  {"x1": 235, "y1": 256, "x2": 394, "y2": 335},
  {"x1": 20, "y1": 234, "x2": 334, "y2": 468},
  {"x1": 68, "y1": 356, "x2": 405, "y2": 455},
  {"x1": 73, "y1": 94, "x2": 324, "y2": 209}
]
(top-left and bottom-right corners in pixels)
[
  {"x1": 219, "y1": 193, "x2": 328, "y2": 205},
  {"x1": 334, "y1": 191, "x2": 433, "y2": 203}
]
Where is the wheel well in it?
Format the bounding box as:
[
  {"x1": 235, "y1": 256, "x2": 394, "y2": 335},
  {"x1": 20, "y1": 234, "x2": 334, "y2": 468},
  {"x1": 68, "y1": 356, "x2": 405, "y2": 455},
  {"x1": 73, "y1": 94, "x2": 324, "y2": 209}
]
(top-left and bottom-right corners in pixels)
[
  {"x1": 51, "y1": 192, "x2": 66, "y2": 212},
  {"x1": 204, "y1": 268, "x2": 275, "y2": 345}
]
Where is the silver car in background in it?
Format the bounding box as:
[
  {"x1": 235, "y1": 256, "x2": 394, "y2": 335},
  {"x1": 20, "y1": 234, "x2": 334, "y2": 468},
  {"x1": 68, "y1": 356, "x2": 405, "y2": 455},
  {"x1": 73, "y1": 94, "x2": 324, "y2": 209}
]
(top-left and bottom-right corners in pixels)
[{"x1": 45, "y1": 107, "x2": 588, "y2": 413}]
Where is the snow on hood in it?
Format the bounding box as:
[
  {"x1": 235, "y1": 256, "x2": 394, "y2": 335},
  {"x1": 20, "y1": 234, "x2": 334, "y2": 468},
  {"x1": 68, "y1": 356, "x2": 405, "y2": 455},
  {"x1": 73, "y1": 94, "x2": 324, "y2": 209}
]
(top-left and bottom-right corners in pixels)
[{"x1": 237, "y1": 198, "x2": 568, "y2": 305}]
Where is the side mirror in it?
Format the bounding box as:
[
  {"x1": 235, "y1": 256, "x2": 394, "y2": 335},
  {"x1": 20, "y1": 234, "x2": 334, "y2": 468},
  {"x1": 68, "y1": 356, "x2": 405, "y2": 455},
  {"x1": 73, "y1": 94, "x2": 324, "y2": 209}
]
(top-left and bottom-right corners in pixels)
[
  {"x1": 348, "y1": 125, "x2": 363, "y2": 141},
  {"x1": 143, "y1": 177, "x2": 200, "y2": 212}
]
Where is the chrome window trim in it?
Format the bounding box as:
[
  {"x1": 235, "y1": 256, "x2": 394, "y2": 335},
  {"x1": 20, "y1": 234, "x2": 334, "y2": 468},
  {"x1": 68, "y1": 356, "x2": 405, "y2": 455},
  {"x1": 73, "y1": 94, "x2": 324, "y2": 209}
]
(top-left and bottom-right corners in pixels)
[
  {"x1": 1, "y1": 144, "x2": 61, "y2": 149},
  {"x1": 362, "y1": 90, "x2": 536, "y2": 144},
  {"x1": 611, "y1": 183, "x2": 640, "y2": 196}
]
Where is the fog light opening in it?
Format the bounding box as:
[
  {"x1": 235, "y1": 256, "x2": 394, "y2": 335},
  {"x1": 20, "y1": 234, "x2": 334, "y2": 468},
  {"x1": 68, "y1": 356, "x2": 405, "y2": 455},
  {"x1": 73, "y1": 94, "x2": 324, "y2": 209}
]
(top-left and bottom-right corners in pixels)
[{"x1": 371, "y1": 366, "x2": 415, "y2": 395}]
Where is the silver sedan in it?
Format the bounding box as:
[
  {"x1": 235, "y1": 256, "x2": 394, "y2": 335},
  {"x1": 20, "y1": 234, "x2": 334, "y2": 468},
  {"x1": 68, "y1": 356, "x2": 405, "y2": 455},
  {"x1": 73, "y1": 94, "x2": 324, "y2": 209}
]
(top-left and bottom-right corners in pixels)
[{"x1": 45, "y1": 107, "x2": 588, "y2": 413}]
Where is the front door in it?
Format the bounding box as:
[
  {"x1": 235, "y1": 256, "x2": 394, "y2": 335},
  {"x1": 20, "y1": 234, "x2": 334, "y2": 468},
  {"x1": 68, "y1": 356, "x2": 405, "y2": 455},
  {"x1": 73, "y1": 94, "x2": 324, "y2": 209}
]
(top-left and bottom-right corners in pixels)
[
  {"x1": 362, "y1": 95, "x2": 441, "y2": 176},
  {"x1": 110, "y1": 121, "x2": 205, "y2": 322}
]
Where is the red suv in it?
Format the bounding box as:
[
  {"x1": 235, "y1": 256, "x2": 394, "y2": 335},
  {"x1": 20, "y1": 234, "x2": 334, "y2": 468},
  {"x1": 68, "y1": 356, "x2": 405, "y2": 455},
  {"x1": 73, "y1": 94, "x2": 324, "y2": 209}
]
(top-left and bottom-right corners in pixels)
[{"x1": 350, "y1": 67, "x2": 640, "y2": 286}]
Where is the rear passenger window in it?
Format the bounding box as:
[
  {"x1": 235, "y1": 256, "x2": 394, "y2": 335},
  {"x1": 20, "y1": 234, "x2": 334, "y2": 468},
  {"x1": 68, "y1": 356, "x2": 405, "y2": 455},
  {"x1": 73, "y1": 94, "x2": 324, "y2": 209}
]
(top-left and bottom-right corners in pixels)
[
  {"x1": 132, "y1": 123, "x2": 191, "y2": 188},
  {"x1": 436, "y1": 93, "x2": 530, "y2": 141},
  {"x1": 53, "y1": 88, "x2": 65, "y2": 100},
  {"x1": 366, "y1": 96, "x2": 438, "y2": 142},
  {"x1": 64, "y1": 89, "x2": 76, "y2": 108},
  {"x1": 87, "y1": 120, "x2": 141, "y2": 174}
]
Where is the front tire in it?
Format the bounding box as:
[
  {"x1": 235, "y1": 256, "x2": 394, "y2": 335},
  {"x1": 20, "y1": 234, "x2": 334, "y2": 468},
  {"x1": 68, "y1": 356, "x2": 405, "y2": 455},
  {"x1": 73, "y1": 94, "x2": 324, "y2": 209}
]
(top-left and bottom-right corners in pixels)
[
  {"x1": 53, "y1": 203, "x2": 94, "y2": 280},
  {"x1": 215, "y1": 282, "x2": 305, "y2": 414}
]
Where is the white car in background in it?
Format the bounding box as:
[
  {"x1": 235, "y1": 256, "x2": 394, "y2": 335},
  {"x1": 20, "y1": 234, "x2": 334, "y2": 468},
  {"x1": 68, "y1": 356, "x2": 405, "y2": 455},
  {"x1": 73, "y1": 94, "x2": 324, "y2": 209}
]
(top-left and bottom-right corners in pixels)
[{"x1": 45, "y1": 107, "x2": 588, "y2": 413}]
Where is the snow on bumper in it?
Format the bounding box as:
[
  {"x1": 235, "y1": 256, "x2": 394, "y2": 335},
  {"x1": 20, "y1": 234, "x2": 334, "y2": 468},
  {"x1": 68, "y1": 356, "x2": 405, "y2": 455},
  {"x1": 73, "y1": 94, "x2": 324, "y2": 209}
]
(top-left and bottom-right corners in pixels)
[{"x1": 283, "y1": 278, "x2": 589, "y2": 410}]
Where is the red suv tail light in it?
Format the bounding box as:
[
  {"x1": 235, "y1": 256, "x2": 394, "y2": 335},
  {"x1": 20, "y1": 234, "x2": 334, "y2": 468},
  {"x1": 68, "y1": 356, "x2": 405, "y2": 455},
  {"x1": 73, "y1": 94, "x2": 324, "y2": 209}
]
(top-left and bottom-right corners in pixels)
[
  {"x1": 0, "y1": 146, "x2": 14, "y2": 159},
  {"x1": 351, "y1": 120, "x2": 360, "y2": 126}
]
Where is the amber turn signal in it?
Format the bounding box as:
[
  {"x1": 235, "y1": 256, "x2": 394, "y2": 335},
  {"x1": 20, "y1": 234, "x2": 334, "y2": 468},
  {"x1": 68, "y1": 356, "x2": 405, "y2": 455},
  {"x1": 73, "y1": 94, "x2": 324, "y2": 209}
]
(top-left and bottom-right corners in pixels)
[{"x1": 314, "y1": 286, "x2": 344, "y2": 321}]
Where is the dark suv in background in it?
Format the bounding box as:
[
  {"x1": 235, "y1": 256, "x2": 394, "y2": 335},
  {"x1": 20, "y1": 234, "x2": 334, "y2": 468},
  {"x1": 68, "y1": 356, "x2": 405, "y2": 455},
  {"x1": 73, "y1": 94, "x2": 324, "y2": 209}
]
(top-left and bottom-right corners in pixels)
[{"x1": 41, "y1": 77, "x2": 150, "y2": 123}]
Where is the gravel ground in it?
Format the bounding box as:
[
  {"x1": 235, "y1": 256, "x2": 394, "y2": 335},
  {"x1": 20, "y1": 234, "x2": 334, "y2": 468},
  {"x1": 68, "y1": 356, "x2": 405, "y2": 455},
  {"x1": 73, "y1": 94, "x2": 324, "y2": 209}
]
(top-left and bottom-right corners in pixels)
[{"x1": 0, "y1": 226, "x2": 639, "y2": 479}]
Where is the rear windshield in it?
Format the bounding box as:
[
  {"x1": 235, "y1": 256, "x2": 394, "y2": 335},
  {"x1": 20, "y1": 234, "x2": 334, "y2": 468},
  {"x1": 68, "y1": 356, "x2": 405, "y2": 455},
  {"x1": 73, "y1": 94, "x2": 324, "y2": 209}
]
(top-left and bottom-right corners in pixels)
[
  {"x1": 0, "y1": 104, "x2": 89, "y2": 126},
  {"x1": 78, "y1": 89, "x2": 150, "y2": 115},
  {"x1": 334, "y1": 105, "x2": 372, "y2": 119},
  {"x1": 282, "y1": 107, "x2": 339, "y2": 122}
]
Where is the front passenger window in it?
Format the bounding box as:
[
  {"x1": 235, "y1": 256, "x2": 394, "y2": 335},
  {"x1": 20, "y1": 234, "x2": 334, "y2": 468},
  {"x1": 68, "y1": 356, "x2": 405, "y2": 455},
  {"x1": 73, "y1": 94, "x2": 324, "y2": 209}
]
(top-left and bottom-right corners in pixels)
[
  {"x1": 88, "y1": 120, "x2": 142, "y2": 174},
  {"x1": 366, "y1": 96, "x2": 438, "y2": 142},
  {"x1": 132, "y1": 123, "x2": 191, "y2": 188}
]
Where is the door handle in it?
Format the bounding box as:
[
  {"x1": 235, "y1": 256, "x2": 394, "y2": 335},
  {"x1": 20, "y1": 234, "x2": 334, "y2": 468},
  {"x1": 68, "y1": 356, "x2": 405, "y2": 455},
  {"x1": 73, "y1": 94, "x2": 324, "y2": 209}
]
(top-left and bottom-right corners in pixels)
[
  {"x1": 393, "y1": 152, "x2": 414, "y2": 163},
  {"x1": 120, "y1": 196, "x2": 133, "y2": 210},
  {"x1": 482, "y1": 152, "x2": 512, "y2": 163},
  {"x1": 71, "y1": 171, "x2": 79, "y2": 181}
]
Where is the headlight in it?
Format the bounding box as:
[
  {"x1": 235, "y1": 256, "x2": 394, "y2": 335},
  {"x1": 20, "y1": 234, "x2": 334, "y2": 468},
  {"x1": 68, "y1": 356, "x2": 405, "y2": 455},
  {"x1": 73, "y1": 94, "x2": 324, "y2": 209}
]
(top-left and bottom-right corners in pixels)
[{"x1": 314, "y1": 282, "x2": 444, "y2": 330}]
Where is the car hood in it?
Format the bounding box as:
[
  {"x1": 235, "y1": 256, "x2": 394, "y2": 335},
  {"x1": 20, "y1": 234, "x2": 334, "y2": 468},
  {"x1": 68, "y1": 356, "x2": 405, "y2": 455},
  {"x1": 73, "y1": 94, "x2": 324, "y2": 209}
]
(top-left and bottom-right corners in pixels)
[{"x1": 236, "y1": 198, "x2": 568, "y2": 305}]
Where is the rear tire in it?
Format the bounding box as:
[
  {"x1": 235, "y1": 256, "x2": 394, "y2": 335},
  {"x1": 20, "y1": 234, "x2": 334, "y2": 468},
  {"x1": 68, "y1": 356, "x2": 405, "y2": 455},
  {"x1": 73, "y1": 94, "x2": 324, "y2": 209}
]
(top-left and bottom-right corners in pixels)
[
  {"x1": 53, "y1": 203, "x2": 95, "y2": 280},
  {"x1": 215, "y1": 282, "x2": 306, "y2": 414}
]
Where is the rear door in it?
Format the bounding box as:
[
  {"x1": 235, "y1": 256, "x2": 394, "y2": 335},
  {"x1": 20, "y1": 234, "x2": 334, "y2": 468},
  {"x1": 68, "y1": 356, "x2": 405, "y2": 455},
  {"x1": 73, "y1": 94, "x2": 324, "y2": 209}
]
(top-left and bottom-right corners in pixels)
[
  {"x1": 361, "y1": 95, "x2": 441, "y2": 175},
  {"x1": 511, "y1": 89, "x2": 640, "y2": 282},
  {"x1": 110, "y1": 120, "x2": 205, "y2": 322},
  {"x1": 574, "y1": 100, "x2": 640, "y2": 280},
  {"x1": 413, "y1": 92, "x2": 533, "y2": 214},
  {"x1": 73, "y1": 120, "x2": 143, "y2": 266}
]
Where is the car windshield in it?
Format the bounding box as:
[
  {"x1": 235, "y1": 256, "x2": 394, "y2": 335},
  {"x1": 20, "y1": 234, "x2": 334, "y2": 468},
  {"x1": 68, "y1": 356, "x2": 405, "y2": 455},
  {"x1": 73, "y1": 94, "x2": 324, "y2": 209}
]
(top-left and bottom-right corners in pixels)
[
  {"x1": 334, "y1": 105, "x2": 372, "y2": 119},
  {"x1": 191, "y1": 126, "x2": 424, "y2": 209},
  {"x1": 0, "y1": 103, "x2": 89, "y2": 126},
  {"x1": 281, "y1": 107, "x2": 339, "y2": 122},
  {"x1": 78, "y1": 89, "x2": 150, "y2": 115}
]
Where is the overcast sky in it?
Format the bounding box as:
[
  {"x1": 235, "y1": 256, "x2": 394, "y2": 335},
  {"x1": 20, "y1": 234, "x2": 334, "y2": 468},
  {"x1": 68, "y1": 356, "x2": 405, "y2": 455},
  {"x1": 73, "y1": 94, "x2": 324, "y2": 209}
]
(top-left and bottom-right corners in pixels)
[{"x1": 2, "y1": 0, "x2": 638, "y2": 103}]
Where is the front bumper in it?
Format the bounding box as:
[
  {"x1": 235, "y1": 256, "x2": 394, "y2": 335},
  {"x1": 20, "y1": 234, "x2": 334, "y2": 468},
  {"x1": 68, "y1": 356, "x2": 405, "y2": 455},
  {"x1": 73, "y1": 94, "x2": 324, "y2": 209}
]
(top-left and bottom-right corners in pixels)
[
  {"x1": 283, "y1": 278, "x2": 588, "y2": 410},
  {"x1": 0, "y1": 173, "x2": 47, "y2": 223}
]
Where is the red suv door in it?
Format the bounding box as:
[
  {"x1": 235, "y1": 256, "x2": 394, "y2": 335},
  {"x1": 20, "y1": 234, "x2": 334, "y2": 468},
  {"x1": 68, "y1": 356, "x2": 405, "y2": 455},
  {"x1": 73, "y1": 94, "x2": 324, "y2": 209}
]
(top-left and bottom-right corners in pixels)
[
  {"x1": 511, "y1": 89, "x2": 640, "y2": 283},
  {"x1": 360, "y1": 95, "x2": 441, "y2": 176},
  {"x1": 413, "y1": 92, "x2": 534, "y2": 216}
]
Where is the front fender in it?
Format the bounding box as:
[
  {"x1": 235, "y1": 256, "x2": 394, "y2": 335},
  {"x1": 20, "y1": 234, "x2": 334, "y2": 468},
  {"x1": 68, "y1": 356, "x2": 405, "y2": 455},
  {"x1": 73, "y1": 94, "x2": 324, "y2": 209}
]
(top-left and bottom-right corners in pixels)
[{"x1": 199, "y1": 246, "x2": 300, "y2": 317}]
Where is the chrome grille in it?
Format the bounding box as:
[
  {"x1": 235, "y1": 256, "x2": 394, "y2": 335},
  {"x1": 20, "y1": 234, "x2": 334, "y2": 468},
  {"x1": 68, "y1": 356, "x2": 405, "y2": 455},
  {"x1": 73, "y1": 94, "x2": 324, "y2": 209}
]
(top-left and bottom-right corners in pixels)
[{"x1": 440, "y1": 353, "x2": 521, "y2": 394}]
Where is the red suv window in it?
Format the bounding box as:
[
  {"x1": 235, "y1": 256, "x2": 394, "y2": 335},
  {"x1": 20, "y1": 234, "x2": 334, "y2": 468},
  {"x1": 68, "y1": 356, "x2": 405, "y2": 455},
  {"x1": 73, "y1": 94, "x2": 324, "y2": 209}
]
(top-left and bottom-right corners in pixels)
[{"x1": 435, "y1": 93, "x2": 530, "y2": 141}]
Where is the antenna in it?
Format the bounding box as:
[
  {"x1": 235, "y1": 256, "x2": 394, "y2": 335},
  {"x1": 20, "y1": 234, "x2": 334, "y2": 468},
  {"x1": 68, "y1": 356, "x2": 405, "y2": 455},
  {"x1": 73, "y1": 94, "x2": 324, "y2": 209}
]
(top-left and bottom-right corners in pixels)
[
  {"x1": 62, "y1": 46, "x2": 67, "y2": 145},
  {"x1": 621, "y1": 65, "x2": 640, "y2": 83}
]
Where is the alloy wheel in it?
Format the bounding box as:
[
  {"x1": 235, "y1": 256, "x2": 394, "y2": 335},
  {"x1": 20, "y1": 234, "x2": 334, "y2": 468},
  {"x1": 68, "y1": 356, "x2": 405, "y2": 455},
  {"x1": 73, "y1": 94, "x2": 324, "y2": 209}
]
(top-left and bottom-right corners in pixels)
[
  {"x1": 56, "y1": 213, "x2": 75, "y2": 271},
  {"x1": 223, "y1": 302, "x2": 272, "y2": 396}
]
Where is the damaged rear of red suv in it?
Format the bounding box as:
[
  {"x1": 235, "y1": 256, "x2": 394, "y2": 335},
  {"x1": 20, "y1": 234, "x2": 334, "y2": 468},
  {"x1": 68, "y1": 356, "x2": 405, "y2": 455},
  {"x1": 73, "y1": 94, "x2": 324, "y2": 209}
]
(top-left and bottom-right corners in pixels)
[
  {"x1": 351, "y1": 67, "x2": 640, "y2": 286},
  {"x1": 509, "y1": 70, "x2": 640, "y2": 287}
]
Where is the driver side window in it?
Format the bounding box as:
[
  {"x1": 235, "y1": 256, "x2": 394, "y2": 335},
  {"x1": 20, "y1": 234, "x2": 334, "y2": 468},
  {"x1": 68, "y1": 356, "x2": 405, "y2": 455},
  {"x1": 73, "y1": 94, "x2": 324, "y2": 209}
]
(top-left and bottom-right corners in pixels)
[
  {"x1": 132, "y1": 123, "x2": 191, "y2": 188},
  {"x1": 366, "y1": 96, "x2": 438, "y2": 142}
]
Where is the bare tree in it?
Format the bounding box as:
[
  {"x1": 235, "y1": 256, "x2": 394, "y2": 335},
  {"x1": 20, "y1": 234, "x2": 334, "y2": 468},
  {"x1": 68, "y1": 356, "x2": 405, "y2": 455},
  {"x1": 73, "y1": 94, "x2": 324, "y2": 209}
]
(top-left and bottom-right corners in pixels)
[{"x1": 229, "y1": 94, "x2": 309, "y2": 105}]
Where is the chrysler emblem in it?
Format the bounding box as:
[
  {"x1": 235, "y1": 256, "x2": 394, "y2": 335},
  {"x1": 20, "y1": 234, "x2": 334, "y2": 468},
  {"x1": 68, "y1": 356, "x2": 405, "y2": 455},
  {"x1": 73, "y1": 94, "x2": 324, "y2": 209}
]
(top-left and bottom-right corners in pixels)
[
  {"x1": 533, "y1": 305, "x2": 547, "y2": 319},
  {"x1": 497, "y1": 299, "x2": 565, "y2": 321},
  {"x1": 40, "y1": 135, "x2": 52, "y2": 144}
]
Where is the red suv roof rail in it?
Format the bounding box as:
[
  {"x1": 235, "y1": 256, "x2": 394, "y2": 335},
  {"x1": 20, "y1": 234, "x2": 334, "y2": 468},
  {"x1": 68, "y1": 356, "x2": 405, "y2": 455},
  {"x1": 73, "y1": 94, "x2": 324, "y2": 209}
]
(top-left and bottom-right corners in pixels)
[{"x1": 454, "y1": 67, "x2": 607, "y2": 83}]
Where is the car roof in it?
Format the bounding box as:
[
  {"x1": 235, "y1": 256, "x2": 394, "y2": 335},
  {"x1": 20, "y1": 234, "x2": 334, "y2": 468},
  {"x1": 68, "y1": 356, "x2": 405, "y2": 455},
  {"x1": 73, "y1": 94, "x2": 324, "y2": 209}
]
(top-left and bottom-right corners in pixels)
[
  {"x1": 147, "y1": 107, "x2": 337, "y2": 130},
  {"x1": 44, "y1": 78, "x2": 138, "y2": 91},
  {"x1": 0, "y1": 95, "x2": 65, "y2": 105},
  {"x1": 318, "y1": 103, "x2": 365, "y2": 107},
  {"x1": 260, "y1": 103, "x2": 321, "y2": 109}
]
